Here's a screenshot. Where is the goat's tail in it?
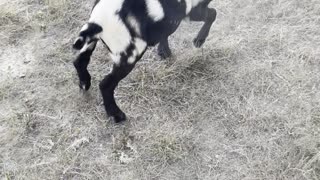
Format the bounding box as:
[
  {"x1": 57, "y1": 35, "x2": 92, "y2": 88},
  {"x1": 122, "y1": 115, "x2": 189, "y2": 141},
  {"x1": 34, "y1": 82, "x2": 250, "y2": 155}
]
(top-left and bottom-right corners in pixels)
[{"x1": 73, "y1": 22, "x2": 103, "y2": 50}]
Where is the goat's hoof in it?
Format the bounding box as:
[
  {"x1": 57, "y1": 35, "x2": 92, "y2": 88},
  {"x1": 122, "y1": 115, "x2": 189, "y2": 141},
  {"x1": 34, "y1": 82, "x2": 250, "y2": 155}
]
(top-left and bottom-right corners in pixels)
[
  {"x1": 112, "y1": 112, "x2": 126, "y2": 123},
  {"x1": 157, "y1": 48, "x2": 172, "y2": 59},
  {"x1": 79, "y1": 81, "x2": 91, "y2": 91},
  {"x1": 193, "y1": 38, "x2": 205, "y2": 48}
]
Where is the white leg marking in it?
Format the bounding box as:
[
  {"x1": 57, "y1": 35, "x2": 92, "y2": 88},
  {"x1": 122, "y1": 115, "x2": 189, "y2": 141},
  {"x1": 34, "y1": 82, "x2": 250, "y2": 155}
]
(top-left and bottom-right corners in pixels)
[
  {"x1": 127, "y1": 38, "x2": 147, "y2": 64},
  {"x1": 74, "y1": 36, "x2": 84, "y2": 45},
  {"x1": 145, "y1": 0, "x2": 165, "y2": 21},
  {"x1": 127, "y1": 49, "x2": 138, "y2": 64},
  {"x1": 127, "y1": 55, "x2": 136, "y2": 64},
  {"x1": 134, "y1": 38, "x2": 147, "y2": 54},
  {"x1": 80, "y1": 24, "x2": 89, "y2": 32},
  {"x1": 110, "y1": 54, "x2": 121, "y2": 65},
  {"x1": 127, "y1": 14, "x2": 141, "y2": 36},
  {"x1": 185, "y1": 0, "x2": 192, "y2": 14},
  {"x1": 184, "y1": 16, "x2": 190, "y2": 22},
  {"x1": 87, "y1": 42, "x2": 96, "y2": 51},
  {"x1": 185, "y1": 0, "x2": 203, "y2": 14},
  {"x1": 80, "y1": 41, "x2": 95, "y2": 53}
]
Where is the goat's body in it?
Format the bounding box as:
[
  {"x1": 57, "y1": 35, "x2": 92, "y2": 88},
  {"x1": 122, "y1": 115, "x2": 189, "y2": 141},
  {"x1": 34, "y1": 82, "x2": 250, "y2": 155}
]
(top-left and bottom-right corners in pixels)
[
  {"x1": 92, "y1": 0, "x2": 206, "y2": 45},
  {"x1": 73, "y1": 0, "x2": 217, "y2": 122}
]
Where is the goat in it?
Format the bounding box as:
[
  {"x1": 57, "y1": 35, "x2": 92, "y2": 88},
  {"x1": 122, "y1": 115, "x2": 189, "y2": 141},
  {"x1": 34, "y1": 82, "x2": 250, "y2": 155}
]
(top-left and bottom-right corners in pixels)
[{"x1": 73, "y1": 0, "x2": 217, "y2": 123}]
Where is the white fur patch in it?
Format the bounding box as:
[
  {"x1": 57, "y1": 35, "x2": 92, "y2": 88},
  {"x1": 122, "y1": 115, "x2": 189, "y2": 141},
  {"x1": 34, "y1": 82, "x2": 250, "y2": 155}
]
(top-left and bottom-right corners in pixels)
[
  {"x1": 127, "y1": 14, "x2": 141, "y2": 36},
  {"x1": 110, "y1": 54, "x2": 121, "y2": 65},
  {"x1": 127, "y1": 47, "x2": 138, "y2": 64},
  {"x1": 127, "y1": 55, "x2": 136, "y2": 64},
  {"x1": 145, "y1": 0, "x2": 165, "y2": 21},
  {"x1": 89, "y1": 0, "x2": 131, "y2": 54},
  {"x1": 80, "y1": 41, "x2": 96, "y2": 53},
  {"x1": 134, "y1": 38, "x2": 147, "y2": 54},
  {"x1": 127, "y1": 38, "x2": 147, "y2": 64},
  {"x1": 80, "y1": 24, "x2": 89, "y2": 32},
  {"x1": 185, "y1": 0, "x2": 203, "y2": 14},
  {"x1": 184, "y1": 16, "x2": 190, "y2": 22}
]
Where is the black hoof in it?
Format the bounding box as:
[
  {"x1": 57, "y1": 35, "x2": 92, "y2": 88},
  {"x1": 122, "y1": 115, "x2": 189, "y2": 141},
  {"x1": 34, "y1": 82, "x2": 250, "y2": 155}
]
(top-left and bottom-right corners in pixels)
[
  {"x1": 193, "y1": 38, "x2": 206, "y2": 48},
  {"x1": 79, "y1": 74, "x2": 91, "y2": 91},
  {"x1": 79, "y1": 80, "x2": 91, "y2": 91},
  {"x1": 111, "y1": 112, "x2": 126, "y2": 123},
  {"x1": 157, "y1": 47, "x2": 172, "y2": 59}
]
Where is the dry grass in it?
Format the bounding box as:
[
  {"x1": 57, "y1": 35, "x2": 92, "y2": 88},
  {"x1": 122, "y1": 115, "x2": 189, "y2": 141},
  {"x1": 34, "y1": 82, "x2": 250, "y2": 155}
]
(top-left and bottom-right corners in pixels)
[{"x1": 1, "y1": 0, "x2": 320, "y2": 179}]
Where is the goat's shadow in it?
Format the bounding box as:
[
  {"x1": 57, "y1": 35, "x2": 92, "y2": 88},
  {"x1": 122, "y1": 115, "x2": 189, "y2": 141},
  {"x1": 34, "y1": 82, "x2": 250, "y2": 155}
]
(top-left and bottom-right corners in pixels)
[{"x1": 114, "y1": 46, "x2": 238, "y2": 120}]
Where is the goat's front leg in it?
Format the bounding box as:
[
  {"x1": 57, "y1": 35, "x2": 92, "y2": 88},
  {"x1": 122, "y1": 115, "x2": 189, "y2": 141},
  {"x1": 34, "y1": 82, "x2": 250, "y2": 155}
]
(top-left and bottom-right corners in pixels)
[
  {"x1": 157, "y1": 38, "x2": 172, "y2": 59},
  {"x1": 99, "y1": 62, "x2": 135, "y2": 123},
  {"x1": 73, "y1": 41, "x2": 97, "y2": 90},
  {"x1": 189, "y1": 5, "x2": 217, "y2": 48}
]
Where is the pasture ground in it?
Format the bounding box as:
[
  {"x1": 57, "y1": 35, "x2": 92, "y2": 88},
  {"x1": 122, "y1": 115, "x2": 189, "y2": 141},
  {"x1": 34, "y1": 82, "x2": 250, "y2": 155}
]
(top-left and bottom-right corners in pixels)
[{"x1": 0, "y1": 0, "x2": 320, "y2": 179}]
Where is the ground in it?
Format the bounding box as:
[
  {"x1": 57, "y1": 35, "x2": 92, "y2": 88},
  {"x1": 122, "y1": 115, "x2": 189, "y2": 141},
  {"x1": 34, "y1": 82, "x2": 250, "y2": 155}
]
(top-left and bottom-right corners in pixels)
[{"x1": 0, "y1": 0, "x2": 320, "y2": 179}]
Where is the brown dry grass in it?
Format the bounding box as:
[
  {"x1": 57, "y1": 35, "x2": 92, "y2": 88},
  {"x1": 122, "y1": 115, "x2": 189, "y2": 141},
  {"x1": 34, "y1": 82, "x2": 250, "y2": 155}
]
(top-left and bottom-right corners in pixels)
[{"x1": 1, "y1": 0, "x2": 320, "y2": 179}]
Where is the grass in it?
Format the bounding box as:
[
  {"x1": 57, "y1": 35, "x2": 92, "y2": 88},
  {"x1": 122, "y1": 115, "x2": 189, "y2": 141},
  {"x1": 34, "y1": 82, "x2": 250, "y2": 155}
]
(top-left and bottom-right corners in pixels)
[{"x1": 1, "y1": 0, "x2": 320, "y2": 179}]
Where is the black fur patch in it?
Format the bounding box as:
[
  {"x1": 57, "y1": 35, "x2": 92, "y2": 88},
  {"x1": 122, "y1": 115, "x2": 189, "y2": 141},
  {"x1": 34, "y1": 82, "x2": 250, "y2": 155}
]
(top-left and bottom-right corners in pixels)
[
  {"x1": 116, "y1": 0, "x2": 188, "y2": 46},
  {"x1": 118, "y1": 0, "x2": 149, "y2": 38},
  {"x1": 73, "y1": 23, "x2": 102, "y2": 50},
  {"x1": 73, "y1": 37, "x2": 85, "y2": 50},
  {"x1": 79, "y1": 23, "x2": 103, "y2": 38}
]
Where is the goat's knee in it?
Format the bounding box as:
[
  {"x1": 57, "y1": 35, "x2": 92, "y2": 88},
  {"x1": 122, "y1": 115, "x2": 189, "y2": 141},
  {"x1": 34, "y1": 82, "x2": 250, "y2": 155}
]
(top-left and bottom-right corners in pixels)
[
  {"x1": 193, "y1": 8, "x2": 217, "y2": 48},
  {"x1": 207, "y1": 8, "x2": 217, "y2": 22},
  {"x1": 99, "y1": 74, "x2": 110, "y2": 90}
]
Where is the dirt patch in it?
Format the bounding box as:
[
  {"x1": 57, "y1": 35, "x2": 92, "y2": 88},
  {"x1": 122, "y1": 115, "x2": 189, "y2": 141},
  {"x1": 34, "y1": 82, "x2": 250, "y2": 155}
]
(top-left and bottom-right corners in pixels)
[{"x1": 0, "y1": 42, "x2": 36, "y2": 81}]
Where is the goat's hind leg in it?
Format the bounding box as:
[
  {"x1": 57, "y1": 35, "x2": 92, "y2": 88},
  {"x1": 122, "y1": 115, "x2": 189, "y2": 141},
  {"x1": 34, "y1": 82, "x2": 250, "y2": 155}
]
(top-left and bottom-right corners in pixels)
[
  {"x1": 100, "y1": 40, "x2": 147, "y2": 123},
  {"x1": 99, "y1": 62, "x2": 135, "y2": 123},
  {"x1": 73, "y1": 41, "x2": 97, "y2": 91},
  {"x1": 189, "y1": 3, "x2": 217, "y2": 48},
  {"x1": 157, "y1": 38, "x2": 172, "y2": 59}
]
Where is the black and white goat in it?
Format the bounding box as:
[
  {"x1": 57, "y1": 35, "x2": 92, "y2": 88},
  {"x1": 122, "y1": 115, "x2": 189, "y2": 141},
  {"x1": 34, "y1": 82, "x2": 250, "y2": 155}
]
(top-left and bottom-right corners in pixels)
[{"x1": 73, "y1": 0, "x2": 217, "y2": 122}]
